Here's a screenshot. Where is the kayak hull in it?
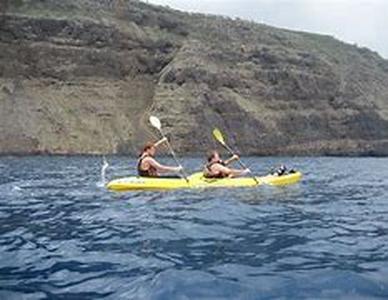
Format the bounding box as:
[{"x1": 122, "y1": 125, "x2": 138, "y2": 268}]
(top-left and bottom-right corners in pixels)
[{"x1": 106, "y1": 171, "x2": 302, "y2": 191}]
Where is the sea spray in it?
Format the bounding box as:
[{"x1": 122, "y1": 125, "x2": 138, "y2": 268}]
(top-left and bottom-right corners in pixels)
[{"x1": 98, "y1": 156, "x2": 109, "y2": 187}]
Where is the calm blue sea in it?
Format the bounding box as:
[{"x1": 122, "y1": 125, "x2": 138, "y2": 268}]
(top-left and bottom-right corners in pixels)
[{"x1": 1, "y1": 156, "x2": 388, "y2": 299}]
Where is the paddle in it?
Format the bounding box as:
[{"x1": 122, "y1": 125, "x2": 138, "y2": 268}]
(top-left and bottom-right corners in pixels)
[
  {"x1": 212, "y1": 128, "x2": 259, "y2": 184},
  {"x1": 149, "y1": 116, "x2": 189, "y2": 182}
]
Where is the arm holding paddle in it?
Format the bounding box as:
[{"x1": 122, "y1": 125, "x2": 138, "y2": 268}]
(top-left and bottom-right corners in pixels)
[
  {"x1": 145, "y1": 157, "x2": 183, "y2": 174},
  {"x1": 153, "y1": 137, "x2": 168, "y2": 148},
  {"x1": 223, "y1": 154, "x2": 240, "y2": 166}
]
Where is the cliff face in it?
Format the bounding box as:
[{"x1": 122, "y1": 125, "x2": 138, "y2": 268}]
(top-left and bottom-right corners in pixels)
[{"x1": 1, "y1": 0, "x2": 388, "y2": 155}]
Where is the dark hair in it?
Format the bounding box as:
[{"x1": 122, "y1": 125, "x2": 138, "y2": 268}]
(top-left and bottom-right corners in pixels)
[
  {"x1": 140, "y1": 142, "x2": 155, "y2": 156},
  {"x1": 207, "y1": 150, "x2": 219, "y2": 162}
]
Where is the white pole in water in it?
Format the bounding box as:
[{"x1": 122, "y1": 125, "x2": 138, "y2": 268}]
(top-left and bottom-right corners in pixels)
[{"x1": 101, "y1": 156, "x2": 109, "y2": 185}]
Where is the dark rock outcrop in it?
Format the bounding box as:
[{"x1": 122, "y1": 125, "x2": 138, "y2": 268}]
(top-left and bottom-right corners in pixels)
[{"x1": 1, "y1": 0, "x2": 388, "y2": 155}]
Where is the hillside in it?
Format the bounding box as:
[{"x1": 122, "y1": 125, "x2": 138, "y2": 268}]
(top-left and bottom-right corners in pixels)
[{"x1": 1, "y1": 0, "x2": 388, "y2": 155}]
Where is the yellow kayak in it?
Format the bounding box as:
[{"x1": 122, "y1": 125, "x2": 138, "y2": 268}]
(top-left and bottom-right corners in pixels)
[{"x1": 106, "y1": 171, "x2": 302, "y2": 191}]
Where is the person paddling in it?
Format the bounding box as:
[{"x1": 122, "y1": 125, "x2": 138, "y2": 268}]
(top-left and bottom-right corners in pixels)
[
  {"x1": 138, "y1": 138, "x2": 183, "y2": 177},
  {"x1": 203, "y1": 150, "x2": 250, "y2": 178}
]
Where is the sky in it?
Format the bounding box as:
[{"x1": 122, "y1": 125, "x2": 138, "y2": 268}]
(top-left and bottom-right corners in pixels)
[{"x1": 145, "y1": 0, "x2": 387, "y2": 59}]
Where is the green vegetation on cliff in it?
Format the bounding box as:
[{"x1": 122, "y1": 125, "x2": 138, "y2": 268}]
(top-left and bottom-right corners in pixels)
[{"x1": 1, "y1": 0, "x2": 388, "y2": 155}]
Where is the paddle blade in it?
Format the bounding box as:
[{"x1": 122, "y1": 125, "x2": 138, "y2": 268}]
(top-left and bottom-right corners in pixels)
[
  {"x1": 149, "y1": 116, "x2": 161, "y2": 130},
  {"x1": 212, "y1": 128, "x2": 225, "y2": 145}
]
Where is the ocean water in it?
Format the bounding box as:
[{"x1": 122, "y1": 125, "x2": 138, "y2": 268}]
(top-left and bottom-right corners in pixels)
[{"x1": 1, "y1": 156, "x2": 388, "y2": 299}]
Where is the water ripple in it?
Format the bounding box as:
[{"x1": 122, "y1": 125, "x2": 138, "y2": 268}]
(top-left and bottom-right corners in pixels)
[{"x1": 1, "y1": 156, "x2": 388, "y2": 299}]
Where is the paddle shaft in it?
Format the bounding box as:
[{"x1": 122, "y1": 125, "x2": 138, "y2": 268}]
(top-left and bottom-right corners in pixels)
[
  {"x1": 221, "y1": 142, "x2": 260, "y2": 185},
  {"x1": 157, "y1": 128, "x2": 189, "y2": 182}
]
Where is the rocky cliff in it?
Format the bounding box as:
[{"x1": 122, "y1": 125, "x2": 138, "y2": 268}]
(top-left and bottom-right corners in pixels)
[{"x1": 1, "y1": 0, "x2": 388, "y2": 155}]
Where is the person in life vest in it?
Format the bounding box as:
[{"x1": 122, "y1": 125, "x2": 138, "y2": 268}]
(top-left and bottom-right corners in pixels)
[
  {"x1": 137, "y1": 138, "x2": 183, "y2": 177},
  {"x1": 203, "y1": 150, "x2": 250, "y2": 178}
]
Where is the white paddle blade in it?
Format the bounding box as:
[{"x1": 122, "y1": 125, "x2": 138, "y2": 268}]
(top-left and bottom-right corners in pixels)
[{"x1": 149, "y1": 116, "x2": 161, "y2": 130}]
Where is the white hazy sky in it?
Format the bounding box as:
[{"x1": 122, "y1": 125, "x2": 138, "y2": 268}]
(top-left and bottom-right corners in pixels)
[{"x1": 145, "y1": 0, "x2": 387, "y2": 59}]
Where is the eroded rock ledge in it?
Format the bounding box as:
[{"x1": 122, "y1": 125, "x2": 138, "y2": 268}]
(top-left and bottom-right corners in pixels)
[{"x1": 1, "y1": 0, "x2": 388, "y2": 155}]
